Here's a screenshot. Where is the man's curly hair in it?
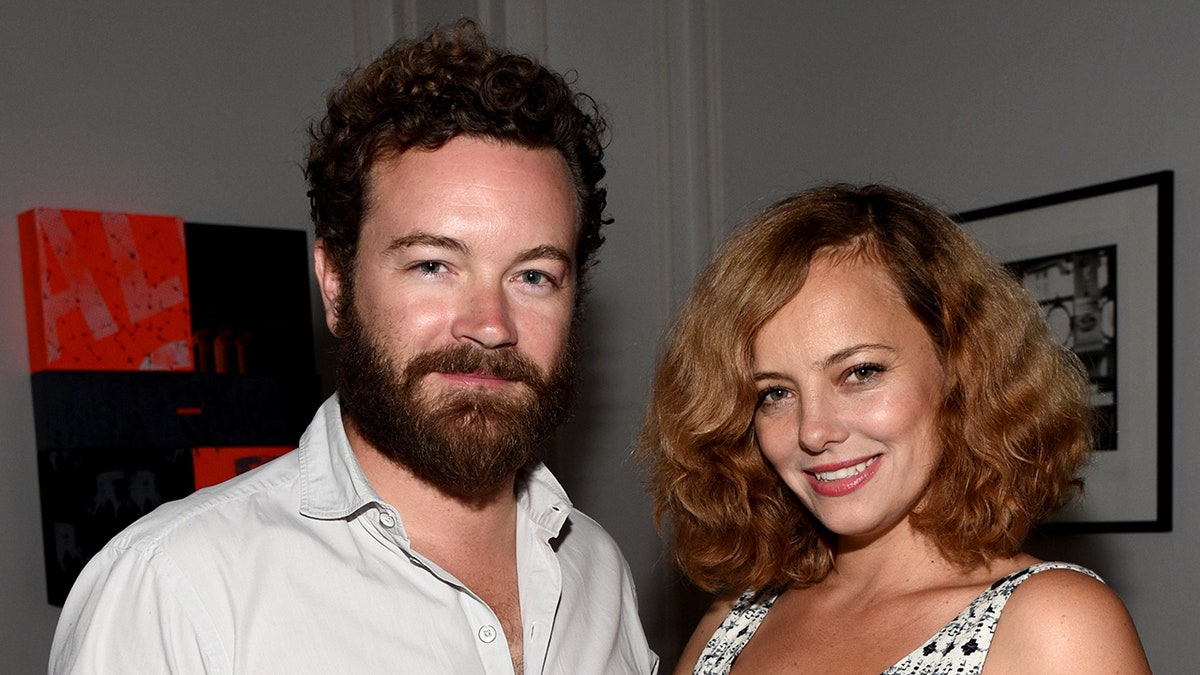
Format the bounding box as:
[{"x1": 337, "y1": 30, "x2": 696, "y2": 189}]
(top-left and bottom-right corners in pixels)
[{"x1": 304, "y1": 19, "x2": 609, "y2": 288}]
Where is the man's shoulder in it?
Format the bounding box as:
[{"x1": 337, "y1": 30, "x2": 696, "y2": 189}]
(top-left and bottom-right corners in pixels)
[
  {"x1": 560, "y1": 504, "x2": 619, "y2": 548},
  {"x1": 553, "y1": 505, "x2": 640, "y2": 585},
  {"x1": 109, "y1": 449, "x2": 302, "y2": 558}
]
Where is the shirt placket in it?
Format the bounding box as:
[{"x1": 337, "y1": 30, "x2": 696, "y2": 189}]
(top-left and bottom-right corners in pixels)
[{"x1": 371, "y1": 503, "x2": 520, "y2": 675}]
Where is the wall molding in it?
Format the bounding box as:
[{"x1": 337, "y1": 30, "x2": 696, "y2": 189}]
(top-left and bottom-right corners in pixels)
[
  {"x1": 654, "y1": 0, "x2": 724, "y2": 317},
  {"x1": 345, "y1": 0, "x2": 546, "y2": 57},
  {"x1": 351, "y1": 0, "x2": 401, "y2": 61},
  {"x1": 652, "y1": 0, "x2": 725, "y2": 657}
]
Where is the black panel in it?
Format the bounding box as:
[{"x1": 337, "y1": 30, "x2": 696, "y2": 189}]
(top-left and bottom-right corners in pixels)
[
  {"x1": 38, "y1": 447, "x2": 195, "y2": 606},
  {"x1": 184, "y1": 222, "x2": 315, "y2": 375},
  {"x1": 31, "y1": 371, "x2": 321, "y2": 450}
]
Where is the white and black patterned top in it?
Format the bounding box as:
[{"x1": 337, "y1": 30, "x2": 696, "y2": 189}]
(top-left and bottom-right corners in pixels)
[{"x1": 693, "y1": 561, "x2": 1101, "y2": 674}]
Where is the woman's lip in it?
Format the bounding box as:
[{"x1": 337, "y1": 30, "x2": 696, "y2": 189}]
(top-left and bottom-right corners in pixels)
[
  {"x1": 805, "y1": 455, "x2": 882, "y2": 497},
  {"x1": 806, "y1": 454, "x2": 881, "y2": 475}
]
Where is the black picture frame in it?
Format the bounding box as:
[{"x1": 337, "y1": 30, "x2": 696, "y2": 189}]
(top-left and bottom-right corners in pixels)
[{"x1": 956, "y1": 171, "x2": 1173, "y2": 533}]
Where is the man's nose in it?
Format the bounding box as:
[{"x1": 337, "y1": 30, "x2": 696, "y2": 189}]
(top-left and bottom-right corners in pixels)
[{"x1": 450, "y1": 281, "x2": 517, "y2": 349}]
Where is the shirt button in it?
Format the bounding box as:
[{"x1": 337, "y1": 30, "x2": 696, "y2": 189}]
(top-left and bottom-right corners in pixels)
[
  {"x1": 379, "y1": 512, "x2": 396, "y2": 528},
  {"x1": 478, "y1": 625, "x2": 497, "y2": 643}
]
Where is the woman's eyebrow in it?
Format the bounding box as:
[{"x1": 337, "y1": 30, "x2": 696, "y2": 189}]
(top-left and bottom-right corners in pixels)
[{"x1": 820, "y1": 343, "x2": 895, "y2": 369}]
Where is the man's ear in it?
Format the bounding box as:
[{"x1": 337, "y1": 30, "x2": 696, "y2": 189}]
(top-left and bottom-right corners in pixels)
[{"x1": 313, "y1": 239, "x2": 343, "y2": 336}]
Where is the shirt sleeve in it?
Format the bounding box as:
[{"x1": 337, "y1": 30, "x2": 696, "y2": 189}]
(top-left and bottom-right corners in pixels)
[{"x1": 49, "y1": 540, "x2": 226, "y2": 674}]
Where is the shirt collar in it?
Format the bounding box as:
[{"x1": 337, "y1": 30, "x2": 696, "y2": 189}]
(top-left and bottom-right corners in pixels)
[
  {"x1": 297, "y1": 394, "x2": 575, "y2": 541},
  {"x1": 519, "y1": 463, "x2": 573, "y2": 540},
  {"x1": 297, "y1": 394, "x2": 380, "y2": 520}
]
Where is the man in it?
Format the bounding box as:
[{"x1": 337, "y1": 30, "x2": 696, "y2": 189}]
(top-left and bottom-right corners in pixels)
[{"x1": 50, "y1": 20, "x2": 657, "y2": 674}]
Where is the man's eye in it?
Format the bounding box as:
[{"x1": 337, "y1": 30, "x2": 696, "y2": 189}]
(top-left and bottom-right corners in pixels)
[
  {"x1": 414, "y1": 261, "x2": 445, "y2": 274},
  {"x1": 520, "y1": 270, "x2": 551, "y2": 285}
]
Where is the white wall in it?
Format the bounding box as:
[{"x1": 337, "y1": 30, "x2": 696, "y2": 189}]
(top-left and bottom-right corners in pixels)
[
  {"x1": 4, "y1": 2, "x2": 1197, "y2": 672},
  {"x1": 0, "y1": 3, "x2": 354, "y2": 671},
  {"x1": 709, "y1": 3, "x2": 1199, "y2": 672}
]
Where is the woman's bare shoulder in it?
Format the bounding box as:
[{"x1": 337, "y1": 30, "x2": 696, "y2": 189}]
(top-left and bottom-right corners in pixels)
[
  {"x1": 986, "y1": 566, "x2": 1151, "y2": 673},
  {"x1": 672, "y1": 588, "x2": 743, "y2": 675}
]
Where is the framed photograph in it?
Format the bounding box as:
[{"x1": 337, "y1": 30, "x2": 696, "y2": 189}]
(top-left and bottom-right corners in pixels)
[{"x1": 956, "y1": 171, "x2": 1173, "y2": 533}]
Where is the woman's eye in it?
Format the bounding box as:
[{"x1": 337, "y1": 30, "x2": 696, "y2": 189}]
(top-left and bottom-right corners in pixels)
[
  {"x1": 846, "y1": 364, "x2": 884, "y2": 383},
  {"x1": 757, "y1": 387, "x2": 789, "y2": 406}
]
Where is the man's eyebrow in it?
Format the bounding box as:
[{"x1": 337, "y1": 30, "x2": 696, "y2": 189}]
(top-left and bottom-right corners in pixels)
[
  {"x1": 515, "y1": 244, "x2": 573, "y2": 267},
  {"x1": 383, "y1": 233, "x2": 469, "y2": 255},
  {"x1": 383, "y1": 235, "x2": 572, "y2": 269}
]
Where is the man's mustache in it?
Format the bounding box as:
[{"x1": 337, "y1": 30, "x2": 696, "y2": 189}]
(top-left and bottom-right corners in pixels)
[{"x1": 404, "y1": 344, "x2": 544, "y2": 386}]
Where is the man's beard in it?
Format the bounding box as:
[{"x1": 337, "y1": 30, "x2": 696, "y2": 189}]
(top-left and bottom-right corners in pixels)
[{"x1": 335, "y1": 301, "x2": 579, "y2": 502}]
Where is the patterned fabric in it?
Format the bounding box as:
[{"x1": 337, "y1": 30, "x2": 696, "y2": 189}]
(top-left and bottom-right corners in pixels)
[
  {"x1": 693, "y1": 561, "x2": 1100, "y2": 674},
  {"x1": 692, "y1": 586, "x2": 785, "y2": 674}
]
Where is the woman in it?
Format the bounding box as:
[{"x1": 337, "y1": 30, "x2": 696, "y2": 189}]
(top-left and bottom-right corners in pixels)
[{"x1": 641, "y1": 184, "x2": 1150, "y2": 673}]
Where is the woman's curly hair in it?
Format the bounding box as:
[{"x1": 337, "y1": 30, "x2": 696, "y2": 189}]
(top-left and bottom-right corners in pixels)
[
  {"x1": 305, "y1": 19, "x2": 609, "y2": 288},
  {"x1": 640, "y1": 184, "x2": 1094, "y2": 593}
]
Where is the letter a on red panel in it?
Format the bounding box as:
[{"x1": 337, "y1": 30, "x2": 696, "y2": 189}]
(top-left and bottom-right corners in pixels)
[{"x1": 18, "y1": 208, "x2": 194, "y2": 372}]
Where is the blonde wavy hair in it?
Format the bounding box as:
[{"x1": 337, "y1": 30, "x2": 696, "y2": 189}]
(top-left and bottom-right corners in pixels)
[{"x1": 640, "y1": 184, "x2": 1093, "y2": 592}]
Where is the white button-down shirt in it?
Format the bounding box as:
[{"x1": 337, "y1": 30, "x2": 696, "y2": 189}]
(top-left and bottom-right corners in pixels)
[{"x1": 50, "y1": 396, "x2": 658, "y2": 674}]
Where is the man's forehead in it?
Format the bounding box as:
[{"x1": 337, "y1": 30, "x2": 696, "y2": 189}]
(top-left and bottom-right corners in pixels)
[{"x1": 360, "y1": 138, "x2": 580, "y2": 256}]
